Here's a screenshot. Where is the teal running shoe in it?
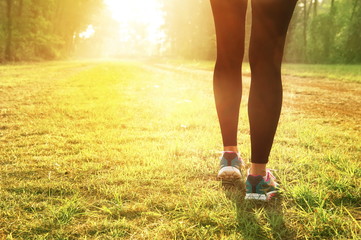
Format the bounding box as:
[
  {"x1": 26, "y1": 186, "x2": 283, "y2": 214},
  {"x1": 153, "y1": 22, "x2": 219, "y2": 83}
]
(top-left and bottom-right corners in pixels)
[
  {"x1": 217, "y1": 151, "x2": 244, "y2": 180},
  {"x1": 245, "y1": 169, "x2": 279, "y2": 201}
]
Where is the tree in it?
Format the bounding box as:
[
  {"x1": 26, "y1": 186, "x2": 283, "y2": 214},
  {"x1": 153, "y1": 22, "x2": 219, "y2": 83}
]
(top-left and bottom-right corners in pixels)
[
  {"x1": 4, "y1": 0, "x2": 12, "y2": 61},
  {"x1": 0, "y1": 0, "x2": 104, "y2": 61},
  {"x1": 160, "y1": 0, "x2": 215, "y2": 59}
]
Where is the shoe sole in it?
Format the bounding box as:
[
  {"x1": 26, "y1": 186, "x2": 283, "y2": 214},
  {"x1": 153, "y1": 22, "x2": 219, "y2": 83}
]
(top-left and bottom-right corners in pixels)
[
  {"x1": 245, "y1": 191, "x2": 277, "y2": 201},
  {"x1": 217, "y1": 166, "x2": 242, "y2": 180}
]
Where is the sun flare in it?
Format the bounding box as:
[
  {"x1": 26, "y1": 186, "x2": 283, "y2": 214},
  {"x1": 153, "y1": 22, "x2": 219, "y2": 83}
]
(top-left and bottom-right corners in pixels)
[{"x1": 104, "y1": 0, "x2": 165, "y2": 44}]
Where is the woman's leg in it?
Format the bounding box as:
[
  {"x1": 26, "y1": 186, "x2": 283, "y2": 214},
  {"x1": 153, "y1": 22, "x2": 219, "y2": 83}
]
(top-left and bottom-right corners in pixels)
[
  {"x1": 210, "y1": 0, "x2": 248, "y2": 151},
  {"x1": 248, "y1": 0, "x2": 297, "y2": 176}
]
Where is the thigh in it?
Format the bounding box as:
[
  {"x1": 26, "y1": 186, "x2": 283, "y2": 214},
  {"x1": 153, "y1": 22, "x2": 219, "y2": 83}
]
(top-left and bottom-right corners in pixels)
[{"x1": 210, "y1": 0, "x2": 248, "y2": 60}]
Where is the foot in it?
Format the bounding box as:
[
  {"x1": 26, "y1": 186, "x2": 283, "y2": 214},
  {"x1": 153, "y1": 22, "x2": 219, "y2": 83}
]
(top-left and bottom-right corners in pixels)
[
  {"x1": 217, "y1": 151, "x2": 244, "y2": 180},
  {"x1": 245, "y1": 169, "x2": 279, "y2": 201}
]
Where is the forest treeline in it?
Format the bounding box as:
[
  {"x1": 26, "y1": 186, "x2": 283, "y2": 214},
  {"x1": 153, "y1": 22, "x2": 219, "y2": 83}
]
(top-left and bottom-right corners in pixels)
[
  {"x1": 0, "y1": 0, "x2": 360, "y2": 63},
  {"x1": 0, "y1": 0, "x2": 104, "y2": 61},
  {"x1": 161, "y1": 0, "x2": 361, "y2": 64}
]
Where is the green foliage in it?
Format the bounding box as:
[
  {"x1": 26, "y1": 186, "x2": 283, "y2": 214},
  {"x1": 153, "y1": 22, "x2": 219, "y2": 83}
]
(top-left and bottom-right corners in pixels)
[
  {"x1": 161, "y1": 0, "x2": 216, "y2": 60},
  {"x1": 1, "y1": 0, "x2": 360, "y2": 63},
  {"x1": 160, "y1": 0, "x2": 361, "y2": 64},
  {"x1": 285, "y1": 0, "x2": 361, "y2": 64},
  {"x1": 0, "y1": 0, "x2": 103, "y2": 61}
]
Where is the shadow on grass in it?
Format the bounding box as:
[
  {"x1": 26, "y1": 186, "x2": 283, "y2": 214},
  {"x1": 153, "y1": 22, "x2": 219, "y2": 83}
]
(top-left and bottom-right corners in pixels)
[{"x1": 221, "y1": 181, "x2": 296, "y2": 240}]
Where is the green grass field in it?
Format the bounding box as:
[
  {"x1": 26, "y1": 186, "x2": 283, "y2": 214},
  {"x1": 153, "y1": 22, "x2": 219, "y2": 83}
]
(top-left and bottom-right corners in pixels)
[
  {"x1": 162, "y1": 59, "x2": 361, "y2": 83},
  {"x1": 1, "y1": 60, "x2": 360, "y2": 239}
]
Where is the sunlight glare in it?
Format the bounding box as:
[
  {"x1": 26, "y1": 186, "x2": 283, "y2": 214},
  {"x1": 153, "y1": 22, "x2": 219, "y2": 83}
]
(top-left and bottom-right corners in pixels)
[
  {"x1": 79, "y1": 25, "x2": 95, "y2": 39},
  {"x1": 104, "y1": 0, "x2": 165, "y2": 44}
]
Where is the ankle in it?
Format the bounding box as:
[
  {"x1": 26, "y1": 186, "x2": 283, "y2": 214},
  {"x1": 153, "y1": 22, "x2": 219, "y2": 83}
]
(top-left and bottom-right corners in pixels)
[
  {"x1": 250, "y1": 163, "x2": 267, "y2": 176},
  {"x1": 223, "y1": 146, "x2": 238, "y2": 153}
]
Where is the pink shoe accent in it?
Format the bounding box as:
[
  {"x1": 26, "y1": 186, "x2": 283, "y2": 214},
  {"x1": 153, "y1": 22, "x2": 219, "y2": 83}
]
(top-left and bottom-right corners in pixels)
[{"x1": 264, "y1": 169, "x2": 276, "y2": 182}]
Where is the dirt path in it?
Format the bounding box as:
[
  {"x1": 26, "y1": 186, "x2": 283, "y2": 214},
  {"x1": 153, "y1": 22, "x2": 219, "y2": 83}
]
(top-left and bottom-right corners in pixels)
[
  {"x1": 284, "y1": 76, "x2": 361, "y2": 129},
  {"x1": 146, "y1": 63, "x2": 361, "y2": 131}
]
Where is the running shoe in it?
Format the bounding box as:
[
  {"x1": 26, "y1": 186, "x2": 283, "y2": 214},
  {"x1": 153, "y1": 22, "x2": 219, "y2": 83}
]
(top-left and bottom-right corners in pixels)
[
  {"x1": 217, "y1": 151, "x2": 244, "y2": 180},
  {"x1": 245, "y1": 169, "x2": 279, "y2": 201}
]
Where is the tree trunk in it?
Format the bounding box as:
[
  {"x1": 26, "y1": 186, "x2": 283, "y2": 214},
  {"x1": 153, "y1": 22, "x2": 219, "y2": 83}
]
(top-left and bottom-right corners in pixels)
[
  {"x1": 5, "y1": 0, "x2": 13, "y2": 61},
  {"x1": 313, "y1": 0, "x2": 318, "y2": 17},
  {"x1": 18, "y1": 0, "x2": 23, "y2": 16},
  {"x1": 350, "y1": 0, "x2": 360, "y2": 21},
  {"x1": 330, "y1": 0, "x2": 335, "y2": 14},
  {"x1": 303, "y1": 0, "x2": 308, "y2": 62}
]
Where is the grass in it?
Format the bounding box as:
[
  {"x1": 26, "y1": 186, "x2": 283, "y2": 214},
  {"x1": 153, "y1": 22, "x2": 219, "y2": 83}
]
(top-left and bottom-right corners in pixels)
[
  {"x1": 282, "y1": 64, "x2": 361, "y2": 83},
  {"x1": 162, "y1": 58, "x2": 361, "y2": 83},
  {"x1": 0, "y1": 60, "x2": 360, "y2": 239}
]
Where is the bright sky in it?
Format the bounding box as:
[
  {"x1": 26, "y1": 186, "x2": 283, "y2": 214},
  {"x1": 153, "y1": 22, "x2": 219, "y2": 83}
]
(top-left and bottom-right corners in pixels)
[
  {"x1": 79, "y1": 25, "x2": 95, "y2": 39},
  {"x1": 104, "y1": 0, "x2": 165, "y2": 44}
]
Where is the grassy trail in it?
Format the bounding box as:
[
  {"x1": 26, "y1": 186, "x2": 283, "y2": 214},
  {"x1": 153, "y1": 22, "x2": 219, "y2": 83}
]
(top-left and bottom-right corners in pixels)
[{"x1": 0, "y1": 61, "x2": 360, "y2": 239}]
